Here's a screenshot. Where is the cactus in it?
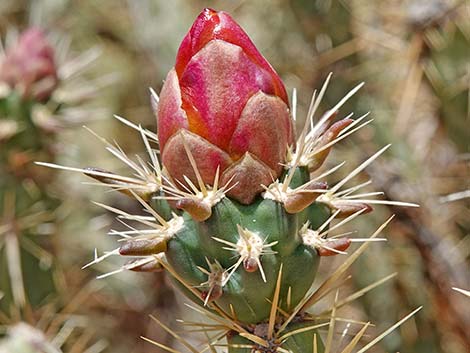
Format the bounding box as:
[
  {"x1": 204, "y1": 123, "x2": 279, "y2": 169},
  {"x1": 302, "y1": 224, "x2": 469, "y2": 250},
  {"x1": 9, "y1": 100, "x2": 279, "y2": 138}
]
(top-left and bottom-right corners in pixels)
[
  {"x1": 40, "y1": 8, "x2": 422, "y2": 352},
  {"x1": 0, "y1": 25, "x2": 110, "y2": 352},
  {"x1": 0, "y1": 28, "x2": 60, "y2": 312},
  {"x1": 0, "y1": 26, "x2": 108, "y2": 315}
]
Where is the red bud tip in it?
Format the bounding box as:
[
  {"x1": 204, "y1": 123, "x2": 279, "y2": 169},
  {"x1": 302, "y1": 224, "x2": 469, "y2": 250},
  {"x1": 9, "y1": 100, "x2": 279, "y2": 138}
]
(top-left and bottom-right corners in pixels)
[{"x1": 157, "y1": 9, "x2": 292, "y2": 204}]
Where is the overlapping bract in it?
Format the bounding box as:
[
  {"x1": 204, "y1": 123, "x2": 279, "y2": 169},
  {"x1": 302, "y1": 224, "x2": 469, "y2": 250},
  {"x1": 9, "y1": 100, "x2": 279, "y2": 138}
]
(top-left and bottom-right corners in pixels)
[
  {"x1": 157, "y1": 8, "x2": 293, "y2": 204},
  {"x1": 0, "y1": 28, "x2": 57, "y2": 101}
]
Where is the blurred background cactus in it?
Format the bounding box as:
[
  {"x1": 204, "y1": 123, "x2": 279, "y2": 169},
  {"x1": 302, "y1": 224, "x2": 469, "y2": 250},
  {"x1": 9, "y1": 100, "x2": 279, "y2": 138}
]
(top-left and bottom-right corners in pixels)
[
  {"x1": 0, "y1": 2, "x2": 116, "y2": 352},
  {"x1": 1, "y1": 1, "x2": 468, "y2": 353}
]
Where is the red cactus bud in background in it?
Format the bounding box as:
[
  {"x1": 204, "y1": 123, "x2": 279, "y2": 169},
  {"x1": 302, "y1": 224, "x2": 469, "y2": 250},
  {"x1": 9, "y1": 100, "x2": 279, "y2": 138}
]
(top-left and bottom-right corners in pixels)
[
  {"x1": 157, "y1": 8, "x2": 293, "y2": 204},
  {"x1": 0, "y1": 28, "x2": 58, "y2": 101}
]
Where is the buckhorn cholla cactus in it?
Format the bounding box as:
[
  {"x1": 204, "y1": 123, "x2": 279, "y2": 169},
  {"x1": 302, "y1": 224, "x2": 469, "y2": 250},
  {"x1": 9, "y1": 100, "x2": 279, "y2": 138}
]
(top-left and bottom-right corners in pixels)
[
  {"x1": 0, "y1": 27, "x2": 109, "y2": 351},
  {"x1": 0, "y1": 26, "x2": 107, "y2": 306},
  {"x1": 41, "y1": 8, "x2": 420, "y2": 352},
  {"x1": 0, "y1": 28, "x2": 61, "y2": 312},
  {"x1": 155, "y1": 6, "x2": 358, "y2": 335}
]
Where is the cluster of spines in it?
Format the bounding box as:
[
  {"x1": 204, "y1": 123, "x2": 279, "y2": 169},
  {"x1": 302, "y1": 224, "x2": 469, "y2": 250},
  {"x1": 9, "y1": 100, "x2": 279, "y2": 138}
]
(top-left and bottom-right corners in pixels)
[{"x1": 141, "y1": 218, "x2": 422, "y2": 353}]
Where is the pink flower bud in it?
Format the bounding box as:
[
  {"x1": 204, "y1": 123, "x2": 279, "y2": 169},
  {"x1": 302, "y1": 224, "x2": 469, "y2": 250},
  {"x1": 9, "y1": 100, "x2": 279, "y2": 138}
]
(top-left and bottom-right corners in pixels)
[
  {"x1": 157, "y1": 8, "x2": 293, "y2": 204},
  {"x1": 0, "y1": 28, "x2": 58, "y2": 101}
]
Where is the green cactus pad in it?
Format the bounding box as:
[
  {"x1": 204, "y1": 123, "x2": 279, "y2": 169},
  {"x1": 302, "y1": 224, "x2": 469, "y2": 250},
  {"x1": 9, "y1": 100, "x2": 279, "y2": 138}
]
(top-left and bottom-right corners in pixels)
[{"x1": 165, "y1": 167, "x2": 330, "y2": 324}]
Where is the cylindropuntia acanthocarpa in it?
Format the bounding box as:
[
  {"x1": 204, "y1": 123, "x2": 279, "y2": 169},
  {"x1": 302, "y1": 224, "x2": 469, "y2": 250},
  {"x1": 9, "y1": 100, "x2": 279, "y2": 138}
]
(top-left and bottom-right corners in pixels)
[
  {"x1": 0, "y1": 25, "x2": 112, "y2": 312},
  {"x1": 39, "y1": 8, "x2": 421, "y2": 352},
  {"x1": 0, "y1": 25, "x2": 111, "y2": 353}
]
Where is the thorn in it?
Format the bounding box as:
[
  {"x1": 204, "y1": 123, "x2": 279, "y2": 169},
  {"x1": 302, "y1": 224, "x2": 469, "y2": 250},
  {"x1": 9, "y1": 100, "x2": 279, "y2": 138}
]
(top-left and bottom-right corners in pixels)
[
  {"x1": 318, "y1": 238, "x2": 352, "y2": 256},
  {"x1": 329, "y1": 201, "x2": 373, "y2": 218},
  {"x1": 355, "y1": 307, "x2": 422, "y2": 353},
  {"x1": 83, "y1": 167, "x2": 153, "y2": 200},
  {"x1": 127, "y1": 257, "x2": 164, "y2": 272},
  {"x1": 313, "y1": 110, "x2": 339, "y2": 139},
  {"x1": 180, "y1": 131, "x2": 208, "y2": 196},
  {"x1": 329, "y1": 144, "x2": 391, "y2": 194},
  {"x1": 113, "y1": 114, "x2": 159, "y2": 142},
  {"x1": 268, "y1": 264, "x2": 283, "y2": 339},
  {"x1": 149, "y1": 87, "x2": 159, "y2": 116},
  {"x1": 291, "y1": 88, "x2": 297, "y2": 122},
  {"x1": 452, "y1": 287, "x2": 470, "y2": 297}
]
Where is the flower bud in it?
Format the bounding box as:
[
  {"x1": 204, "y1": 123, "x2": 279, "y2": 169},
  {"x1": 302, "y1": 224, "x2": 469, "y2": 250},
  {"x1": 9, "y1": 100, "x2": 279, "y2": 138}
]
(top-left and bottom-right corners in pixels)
[
  {"x1": 157, "y1": 9, "x2": 293, "y2": 204},
  {"x1": 0, "y1": 28, "x2": 58, "y2": 101}
]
